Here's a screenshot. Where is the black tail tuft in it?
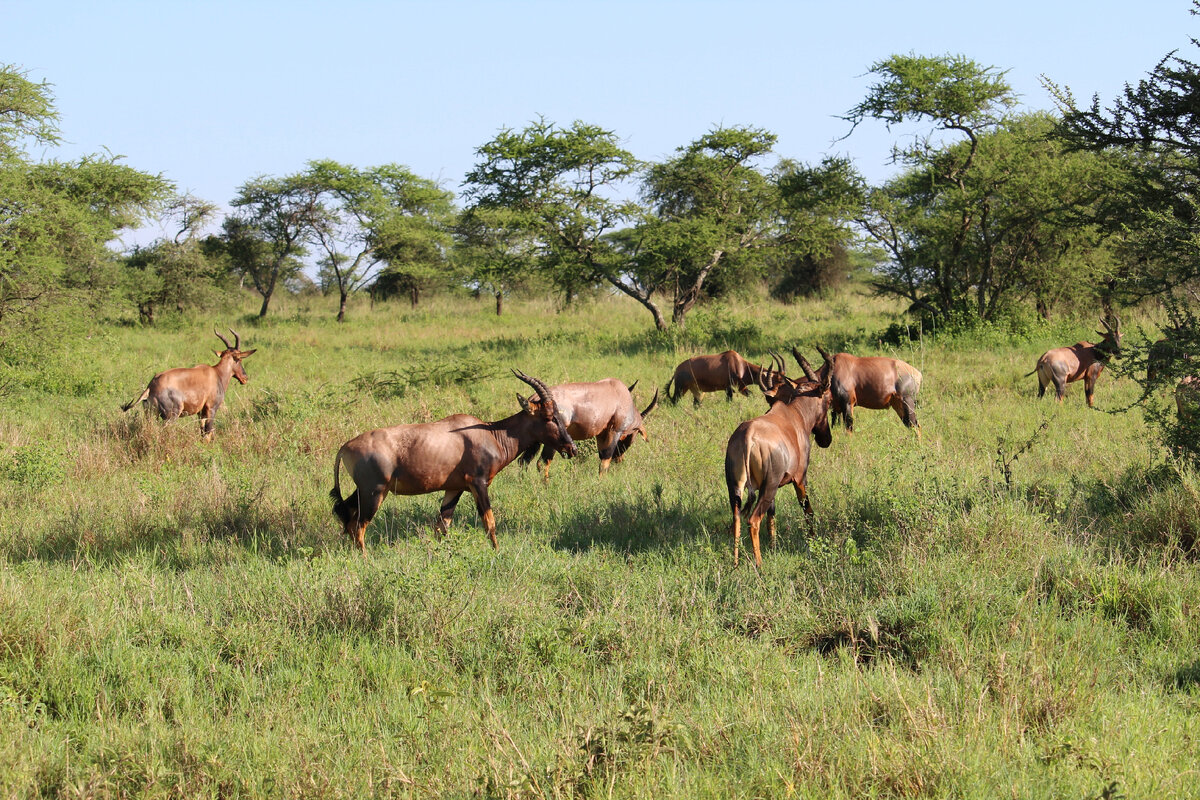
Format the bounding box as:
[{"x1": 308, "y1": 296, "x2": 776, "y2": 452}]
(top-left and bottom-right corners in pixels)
[{"x1": 330, "y1": 488, "x2": 354, "y2": 525}]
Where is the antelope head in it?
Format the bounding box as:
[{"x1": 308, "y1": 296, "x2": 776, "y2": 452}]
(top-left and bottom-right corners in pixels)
[
  {"x1": 1097, "y1": 316, "x2": 1122, "y2": 356},
  {"x1": 513, "y1": 369, "x2": 578, "y2": 458},
  {"x1": 213, "y1": 328, "x2": 257, "y2": 384}
]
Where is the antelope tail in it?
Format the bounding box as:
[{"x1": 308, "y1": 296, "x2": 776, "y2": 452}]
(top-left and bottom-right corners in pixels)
[
  {"x1": 724, "y1": 441, "x2": 751, "y2": 514},
  {"x1": 330, "y1": 450, "x2": 352, "y2": 525},
  {"x1": 666, "y1": 376, "x2": 680, "y2": 405},
  {"x1": 121, "y1": 388, "x2": 150, "y2": 412}
]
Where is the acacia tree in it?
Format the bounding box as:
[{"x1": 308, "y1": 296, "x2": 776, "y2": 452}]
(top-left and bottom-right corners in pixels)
[
  {"x1": 465, "y1": 120, "x2": 859, "y2": 329},
  {"x1": 454, "y1": 206, "x2": 537, "y2": 315},
  {"x1": 628, "y1": 127, "x2": 784, "y2": 325},
  {"x1": 1051, "y1": 8, "x2": 1200, "y2": 460},
  {"x1": 463, "y1": 118, "x2": 644, "y2": 313},
  {"x1": 844, "y1": 54, "x2": 1016, "y2": 320},
  {"x1": 0, "y1": 65, "x2": 169, "y2": 348},
  {"x1": 226, "y1": 174, "x2": 318, "y2": 317},
  {"x1": 123, "y1": 194, "x2": 224, "y2": 324},
  {"x1": 300, "y1": 160, "x2": 455, "y2": 321}
]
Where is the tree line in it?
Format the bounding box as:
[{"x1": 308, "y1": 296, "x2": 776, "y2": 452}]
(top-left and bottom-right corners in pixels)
[{"x1": 4, "y1": 25, "x2": 1200, "y2": 453}]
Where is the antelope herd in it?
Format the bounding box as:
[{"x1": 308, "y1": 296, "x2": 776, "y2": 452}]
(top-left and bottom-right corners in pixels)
[{"x1": 119, "y1": 313, "x2": 1193, "y2": 566}]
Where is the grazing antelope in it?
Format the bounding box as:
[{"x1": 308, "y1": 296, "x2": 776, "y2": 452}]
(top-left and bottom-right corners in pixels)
[
  {"x1": 1028, "y1": 317, "x2": 1122, "y2": 407},
  {"x1": 666, "y1": 350, "x2": 768, "y2": 406},
  {"x1": 724, "y1": 353, "x2": 833, "y2": 568},
  {"x1": 520, "y1": 379, "x2": 659, "y2": 477},
  {"x1": 121, "y1": 329, "x2": 256, "y2": 441},
  {"x1": 330, "y1": 370, "x2": 577, "y2": 554},
  {"x1": 814, "y1": 345, "x2": 922, "y2": 434}
]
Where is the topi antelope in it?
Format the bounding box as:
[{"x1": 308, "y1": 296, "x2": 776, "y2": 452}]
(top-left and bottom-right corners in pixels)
[
  {"x1": 724, "y1": 351, "x2": 833, "y2": 568},
  {"x1": 814, "y1": 345, "x2": 922, "y2": 434},
  {"x1": 1028, "y1": 317, "x2": 1122, "y2": 407},
  {"x1": 121, "y1": 328, "x2": 256, "y2": 441},
  {"x1": 665, "y1": 350, "x2": 770, "y2": 406},
  {"x1": 519, "y1": 379, "x2": 659, "y2": 477},
  {"x1": 330, "y1": 370, "x2": 577, "y2": 554}
]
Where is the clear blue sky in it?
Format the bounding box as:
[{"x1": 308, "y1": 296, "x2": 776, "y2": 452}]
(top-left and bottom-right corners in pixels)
[{"x1": 4, "y1": 0, "x2": 1193, "y2": 240}]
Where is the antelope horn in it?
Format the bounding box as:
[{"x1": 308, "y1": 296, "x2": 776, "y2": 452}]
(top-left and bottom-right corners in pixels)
[
  {"x1": 817, "y1": 346, "x2": 834, "y2": 390},
  {"x1": 229, "y1": 328, "x2": 241, "y2": 350},
  {"x1": 792, "y1": 347, "x2": 817, "y2": 381},
  {"x1": 214, "y1": 328, "x2": 233, "y2": 350},
  {"x1": 769, "y1": 350, "x2": 786, "y2": 375},
  {"x1": 757, "y1": 363, "x2": 771, "y2": 391},
  {"x1": 512, "y1": 369, "x2": 555, "y2": 412},
  {"x1": 641, "y1": 388, "x2": 659, "y2": 419},
  {"x1": 627, "y1": 379, "x2": 639, "y2": 394}
]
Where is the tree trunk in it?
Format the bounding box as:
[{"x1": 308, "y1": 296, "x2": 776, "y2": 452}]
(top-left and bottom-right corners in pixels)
[
  {"x1": 337, "y1": 290, "x2": 348, "y2": 322},
  {"x1": 410, "y1": 285, "x2": 419, "y2": 308},
  {"x1": 258, "y1": 291, "x2": 272, "y2": 318},
  {"x1": 495, "y1": 291, "x2": 503, "y2": 316}
]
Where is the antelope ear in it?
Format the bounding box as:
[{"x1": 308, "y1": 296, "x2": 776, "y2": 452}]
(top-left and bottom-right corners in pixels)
[
  {"x1": 213, "y1": 350, "x2": 223, "y2": 358},
  {"x1": 516, "y1": 392, "x2": 532, "y2": 415},
  {"x1": 238, "y1": 349, "x2": 257, "y2": 358}
]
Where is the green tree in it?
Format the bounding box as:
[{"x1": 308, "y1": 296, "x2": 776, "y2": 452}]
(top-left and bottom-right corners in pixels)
[
  {"x1": 464, "y1": 118, "x2": 640, "y2": 313},
  {"x1": 454, "y1": 206, "x2": 538, "y2": 315},
  {"x1": 465, "y1": 121, "x2": 860, "y2": 330},
  {"x1": 629, "y1": 127, "x2": 783, "y2": 326},
  {"x1": 122, "y1": 194, "x2": 225, "y2": 324},
  {"x1": 0, "y1": 65, "x2": 169, "y2": 352},
  {"x1": 226, "y1": 175, "x2": 318, "y2": 318},
  {"x1": 771, "y1": 156, "x2": 868, "y2": 299},
  {"x1": 846, "y1": 56, "x2": 1115, "y2": 323},
  {"x1": 1051, "y1": 5, "x2": 1200, "y2": 461},
  {"x1": 300, "y1": 160, "x2": 455, "y2": 321}
]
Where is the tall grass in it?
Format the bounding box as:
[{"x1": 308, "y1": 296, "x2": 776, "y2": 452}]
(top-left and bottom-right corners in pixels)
[{"x1": 1, "y1": 289, "x2": 1197, "y2": 798}]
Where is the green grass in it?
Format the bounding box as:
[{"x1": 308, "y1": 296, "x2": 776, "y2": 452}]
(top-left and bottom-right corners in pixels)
[{"x1": 1, "y1": 289, "x2": 1198, "y2": 798}]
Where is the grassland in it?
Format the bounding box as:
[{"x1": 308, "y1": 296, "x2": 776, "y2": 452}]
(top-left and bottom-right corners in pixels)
[{"x1": 1, "y1": 289, "x2": 1198, "y2": 799}]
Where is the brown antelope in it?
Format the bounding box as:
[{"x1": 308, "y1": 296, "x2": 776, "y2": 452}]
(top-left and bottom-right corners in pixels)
[
  {"x1": 666, "y1": 350, "x2": 768, "y2": 406},
  {"x1": 814, "y1": 345, "x2": 922, "y2": 434},
  {"x1": 1028, "y1": 317, "x2": 1122, "y2": 407},
  {"x1": 330, "y1": 370, "x2": 577, "y2": 554},
  {"x1": 520, "y1": 379, "x2": 659, "y2": 477},
  {"x1": 724, "y1": 353, "x2": 833, "y2": 568},
  {"x1": 121, "y1": 329, "x2": 256, "y2": 441}
]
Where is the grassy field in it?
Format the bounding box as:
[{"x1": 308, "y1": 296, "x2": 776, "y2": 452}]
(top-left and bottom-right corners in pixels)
[{"x1": 1, "y1": 289, "x2": 1198, "y2": 799}]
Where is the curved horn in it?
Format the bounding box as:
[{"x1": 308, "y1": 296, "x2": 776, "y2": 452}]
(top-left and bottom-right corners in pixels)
[
  {"x1": 512, "y1": 369, "x2": 555, "y2": 412},
  {"x1": 229, "y1": 328, "x2": 241, "y2": 350},
  {"x1": 627, "y1": 379, "x2": 639, "y2": 394},
  {"x1": 817, "y1": 346, "x2": 834, "y2": 390},
  {"x1": 792, "y1": 347, "x2": 817, "y2": 381},
  {"x1": 641, "y1": 388, "x2": 659, "y2": 419},
  {"x1": 769, "y1": 350, "x2": 786, "y2": 375},
  {"x1": 214, "y1": 328, "x2": 233, "y2": 350}
]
